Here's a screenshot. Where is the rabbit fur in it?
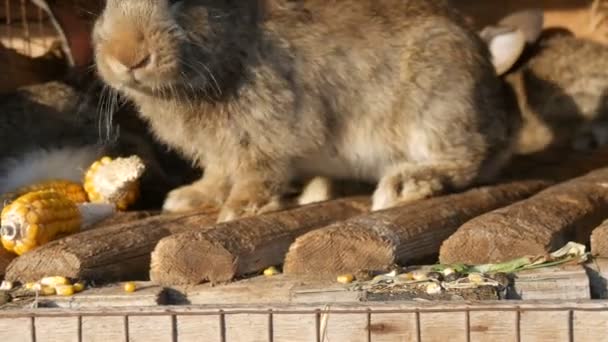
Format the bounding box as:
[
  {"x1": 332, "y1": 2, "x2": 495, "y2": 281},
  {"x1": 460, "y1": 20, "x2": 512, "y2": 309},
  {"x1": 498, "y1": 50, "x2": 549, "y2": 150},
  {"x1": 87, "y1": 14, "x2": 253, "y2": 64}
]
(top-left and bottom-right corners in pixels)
[{"x1": 92, "y1": 0, "x2": 520, "y2": 221}]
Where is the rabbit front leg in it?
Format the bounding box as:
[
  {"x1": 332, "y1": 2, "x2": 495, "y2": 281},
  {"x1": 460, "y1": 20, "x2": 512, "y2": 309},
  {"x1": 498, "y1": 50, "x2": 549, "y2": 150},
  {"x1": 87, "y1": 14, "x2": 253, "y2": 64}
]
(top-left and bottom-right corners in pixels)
[
  {"x1": 162, "y1": 165, "x2": 231, "y2": 213},
  {"x1": 372, "y1": 161, "x2": 481, "y2": 211},
  {"x1": 217, "y1": 160, "x2": 289, "y2": 222}
]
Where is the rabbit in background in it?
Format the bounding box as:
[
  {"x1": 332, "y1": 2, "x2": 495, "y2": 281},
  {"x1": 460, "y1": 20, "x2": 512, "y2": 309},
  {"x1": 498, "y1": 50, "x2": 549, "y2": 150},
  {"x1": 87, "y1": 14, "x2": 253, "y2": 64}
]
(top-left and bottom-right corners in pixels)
[
  {"x1": 92, "y1": 0, "x2": 521, "y2": 222},
  {"x1": 0, "y1": 80, "x2": 200, "y2": 209},
  {"x1": 480, "y1": 9, "x2": 608, "y2": 154}
]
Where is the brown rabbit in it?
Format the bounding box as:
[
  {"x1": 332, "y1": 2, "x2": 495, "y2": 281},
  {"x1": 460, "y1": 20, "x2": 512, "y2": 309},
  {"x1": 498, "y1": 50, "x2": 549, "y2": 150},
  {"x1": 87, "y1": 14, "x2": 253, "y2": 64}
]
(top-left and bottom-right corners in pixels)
[
  {"x1": 480, "y1": 9, "x2": 608, "y2": 154},
  {"x1": 92, "y1": 0, "x2": 519, "y2": 222}
]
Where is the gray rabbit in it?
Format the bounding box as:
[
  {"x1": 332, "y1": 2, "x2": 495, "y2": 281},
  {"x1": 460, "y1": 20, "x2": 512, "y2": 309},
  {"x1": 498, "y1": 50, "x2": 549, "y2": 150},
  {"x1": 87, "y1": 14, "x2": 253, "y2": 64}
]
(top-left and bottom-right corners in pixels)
[
  {"x1": 92, "y1": 0, "x2": 520, "y2": 222},
  {"x1": 480, "y1": 9, "x2": 608, "y2": 154}
]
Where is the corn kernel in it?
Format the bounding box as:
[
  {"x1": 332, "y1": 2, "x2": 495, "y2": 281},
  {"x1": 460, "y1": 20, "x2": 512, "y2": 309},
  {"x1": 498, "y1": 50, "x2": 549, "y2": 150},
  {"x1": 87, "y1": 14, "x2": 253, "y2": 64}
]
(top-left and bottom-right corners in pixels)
[
  {"x1": 0, "y1": 281, "x2": 13, "y2": 290},
  {"x1": 263, "y1": 266, "x2": 280, "y2": 277},
  {"x1": 40, "y1": 276, "x2": 70, "y2": 287},
  {"x1": 55, "y1": 285, "x2": 75, "y2": 296},
  {"x1": 337, "y1": 274, "x2": 354, "y2": 284},
  {"x1": 24, "y1": 282, "x2": 37, "y2": 290},
  {"x1": 73, "y1": 282, "x2": 85, "y2": 293},
  {"x1": 468, "y1": 273, "x2": 484, "y2": 284},
  {"x1": 426, "y1": 282, "x2": 443, "y2": 295},
  {"x1": 39, "y1": 285, "x2": 56, "y2": 296},
  {"x1": 124, "y1": 282, "x2": 137, "y2": 293}
]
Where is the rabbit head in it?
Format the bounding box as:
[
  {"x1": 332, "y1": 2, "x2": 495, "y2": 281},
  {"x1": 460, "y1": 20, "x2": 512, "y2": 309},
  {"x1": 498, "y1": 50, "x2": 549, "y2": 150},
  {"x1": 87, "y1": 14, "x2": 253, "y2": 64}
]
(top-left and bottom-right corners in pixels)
[{"x1": 93, "y1": 0, "x2": 254, "y2": 99}]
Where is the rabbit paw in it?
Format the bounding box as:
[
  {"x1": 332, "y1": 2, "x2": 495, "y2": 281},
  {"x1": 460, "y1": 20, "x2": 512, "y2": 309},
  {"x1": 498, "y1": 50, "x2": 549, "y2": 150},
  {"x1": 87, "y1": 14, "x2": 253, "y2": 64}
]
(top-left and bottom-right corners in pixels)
[
  {"x1": 162, "y1": 183, "x2": 225, "y2": 212},
  {"x1": 372, "y1": 172, "x2": 443, "y2": 211},
  {"x1": 218, "y1": 190, "x2": 283, "y2": 223}
]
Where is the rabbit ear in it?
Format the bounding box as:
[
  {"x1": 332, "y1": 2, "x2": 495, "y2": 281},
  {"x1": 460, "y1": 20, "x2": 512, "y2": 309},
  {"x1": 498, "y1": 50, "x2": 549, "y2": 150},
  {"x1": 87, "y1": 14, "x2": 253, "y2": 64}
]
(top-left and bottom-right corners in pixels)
[
  {"x1": 497, "y1": 9, "x2": 544, "y2": 44},
  {"x1": 480, "y1": 26, "x2": 526, "y2": 76}
]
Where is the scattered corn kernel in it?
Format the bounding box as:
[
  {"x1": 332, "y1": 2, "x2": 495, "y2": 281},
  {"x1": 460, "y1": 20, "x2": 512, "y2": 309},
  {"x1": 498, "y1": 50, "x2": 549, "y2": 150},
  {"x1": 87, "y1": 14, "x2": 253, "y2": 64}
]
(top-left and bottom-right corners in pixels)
[
  {"x1": 124, "y1": 282, "x2": 137, "y2": 293},
  {"x1": 24, "y1": 282, "x2": 36, "y2": 290},
  {"x1": 468, "y1": 273, "x2": 484, "y2": 284},
  {"x1": 397, "y1": 272, "x2": 414, "y2": 281},
  {"x1": 337, "y1": 274, "x2": 355, "y2": 284},
  {"x1": 263, "y1": 266, "x2": 280, "y2": 277},
  {"x1": 40, "y1": 276, "x2": 70, "y2": 287},
  {"x1": 39, "y1": 285, "x2": 56, "y2": 296},
  {"x1": 425, "y1": 282, "x2": 443, "y2": 295},
  {"x1": 73, "y1": 282, "x2": 85, "y2": 293},
  {"x1": 411, "y1": 271, "x2": 428, "y2": 281},
  {"x1": 0, "y1": 191, "x2": 82, "y2": 255},
  {"x1": 55, "y1": 285, "x2": 75, "y2": 296},
  {"x1": 442, "y1": 268, "x2": 456, "y2": 276},
  {"x1": 0, "y1": 280, "x2": 13, "y2": 290}
]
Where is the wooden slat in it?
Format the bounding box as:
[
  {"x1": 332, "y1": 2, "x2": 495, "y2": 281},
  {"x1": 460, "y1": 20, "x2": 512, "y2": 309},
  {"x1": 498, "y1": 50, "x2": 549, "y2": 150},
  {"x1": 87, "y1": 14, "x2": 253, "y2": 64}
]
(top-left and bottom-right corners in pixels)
[
  {"x1": 573, "y1": 311, "x2": 608, "y2": 342},
  {"x1": 81, "y1": 316, "x2": 126, "y2": 342},
  {"x1": 176, "y1": 315, "x2": 221, "y2": 342},
  {"x1": 41, "y1": 281, "x2": 165, "y2": 308},
  {"x1": 35, "y1": 317, "x2": 79, "y2": 342},
  {"x1": 225, "y1": 313, "x2": 269, "y2": 342},
  {"x1": 128, "y1": 316, "x2": 173, "y2": 342},
  {"x1": 420, "y1": 312, "x2": 467, "y2": 342},
  {"x1": 0, "y1": 317, "x2": 32, "y2": 342},
  {"x1": 320, "y1": 312, "x2": 368, "y2": 342},
  {"x1": 470, "y1": 311, "x2": 517, "y2": 341},
  {"x1": 370, "y1": 313, "x2": 417, "y2": 342},
  {"x1": 519, "y1": 311, "x2": 570, "y2": 341},
  {"x1": 273, "y1": 313, "x2": 317, "y2": 342},
  {"x1": 510, "y1": 265, "x2": 591, "y2": 300}
]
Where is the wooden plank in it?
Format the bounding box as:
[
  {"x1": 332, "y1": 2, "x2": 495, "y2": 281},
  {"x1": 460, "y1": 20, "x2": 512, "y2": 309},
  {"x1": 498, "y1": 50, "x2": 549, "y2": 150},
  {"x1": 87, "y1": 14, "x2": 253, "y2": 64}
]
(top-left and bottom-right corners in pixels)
[
  {"x1": 0, "y1": 317, "x2": 32, "y2": 342},
  {"x1": 591, "y1": 220, "x2": 608, "y2": 257},
  {"x1": 273, "y1": 313, "x2": 317, "y2": 342},
  {"x1": 519, "y1": 311, "x2": 571, "y2": 341},
  {"x1": 420, "y1": 312, "x2": 467, "y2": 342},
  {"x1": 150, "y1": 197, "x2": 370, "y2": 285},
  {"x1": 35, "y1": 316, "x2": 79, "y2": 342},
  {"x1": 573, "y1": 311, "x2": 608, "y2": 342},
  {"x1": 127, "y1": 316, "x2": 173, "y2": 342},
  {"x1": 40, "y1": 281, "x2": 166, "y2": 308},
  {"x1": 5, "y1": 209, "x2": 218, "y2": 283},
  {"x1": 470, "y1": 311, "x2": 517, "y2": 342},
  {"x1": 225, "y1": 313, "x2": 269, "y2": 342},
  {"x1": 283, "y1": 180, "x2": 548, "y2": 278},
  {"x1": 176, "y1": 315, "x2": 221, "y2": 342},
  {"x1": 320, "y1": 312, "x2": 368, "y2": 342},
  {"x1": 440, "y1": 167, "x2": 608, "y2": 264},
  {"x1": 81, "y1": 316, "x2": 126, "y2": 342},
  {"x1": 509, "y1": 264, "x2": 591, "y2": 300},
  {"x1": 370, "y1": 313, "x2": 417, "y2": 342}
]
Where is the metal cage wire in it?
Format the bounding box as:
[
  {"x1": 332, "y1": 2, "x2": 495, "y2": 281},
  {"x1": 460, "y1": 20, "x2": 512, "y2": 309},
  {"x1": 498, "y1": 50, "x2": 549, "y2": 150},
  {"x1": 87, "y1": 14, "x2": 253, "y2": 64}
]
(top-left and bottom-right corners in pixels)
[{"x1": 1, "y1": 0, "x2": 57, "y2": 57}]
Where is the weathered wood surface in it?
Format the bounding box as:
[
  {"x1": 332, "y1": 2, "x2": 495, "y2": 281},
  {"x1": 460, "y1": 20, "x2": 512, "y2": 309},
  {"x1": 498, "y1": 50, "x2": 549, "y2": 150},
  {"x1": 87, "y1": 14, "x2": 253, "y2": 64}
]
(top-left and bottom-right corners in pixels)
[
  {"x1": 4, "y1": 209, "x2": 218, "y2": 283},
  {"x1": 283, "y1": 180, "x2": 548, "y2": 279},
  {"x1": 440, "y1": 167, "x2": 608, "y2": 264},
  {"x1": 584, "y1": 257, "x2": 608, "y2": 299},
  {"x1": 508, "y1": 264, "x2": 591, "y2": 300},
  {"x1": 150, "y1": 197, "x2": 370, "y2": 286},
  {"x1": 0, "y1": 249, "x2": 16, "y2": 279},
  {"x1": 1, "y1": 301, "x2": 608, "y2": 342},
  {"x1": 591, "y1": 220, "x2": 608, "y2": 257}
]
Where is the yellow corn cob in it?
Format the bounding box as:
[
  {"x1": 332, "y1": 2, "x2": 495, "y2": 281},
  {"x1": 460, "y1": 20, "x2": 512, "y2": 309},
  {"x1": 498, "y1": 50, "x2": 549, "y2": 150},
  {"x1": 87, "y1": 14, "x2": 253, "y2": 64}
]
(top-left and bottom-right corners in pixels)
[
  {"x1": 83, "y1": 156, "x2": 145, "y2": 211},
  {"x1": 1, "y1": 180, "x2": 88, "y2": 206},
  {"x1": 0, "y1": 190, "x2": 82, "y2": 255}
]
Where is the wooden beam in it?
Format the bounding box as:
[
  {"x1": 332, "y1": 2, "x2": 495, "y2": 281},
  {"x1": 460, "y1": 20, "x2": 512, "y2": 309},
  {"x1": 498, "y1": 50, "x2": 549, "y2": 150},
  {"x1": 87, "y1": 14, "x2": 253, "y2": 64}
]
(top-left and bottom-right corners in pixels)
[
  {"x1": 4, "y1": 209, "x2": 218, "y2": 283},
  {"x1": 282, "y1": 180, "x2": 549, "y2": 279},
  {"x1": 591, "y1": 220, "x2": 608, "y2": 257},
  {"x1": 440, "y1": 167, "x2": 608, "y2": 264},
  {"x1": 149, "y1": 197, "x2": 370, "y2": 285}
]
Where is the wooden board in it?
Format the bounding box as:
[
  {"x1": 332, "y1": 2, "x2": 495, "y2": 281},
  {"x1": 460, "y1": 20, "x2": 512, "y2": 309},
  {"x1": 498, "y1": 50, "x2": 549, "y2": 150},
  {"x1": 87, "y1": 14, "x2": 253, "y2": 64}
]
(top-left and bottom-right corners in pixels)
[{"x1": 1, "y1": 301, "x2": 608, "y2": 342}]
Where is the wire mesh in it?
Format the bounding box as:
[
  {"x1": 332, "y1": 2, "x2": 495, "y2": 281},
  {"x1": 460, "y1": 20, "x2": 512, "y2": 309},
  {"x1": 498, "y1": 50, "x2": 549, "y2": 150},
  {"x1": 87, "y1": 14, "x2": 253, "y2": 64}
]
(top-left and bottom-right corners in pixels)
[{"x1": 1, "y1": 0, "x2": 57, "y2": 57}]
